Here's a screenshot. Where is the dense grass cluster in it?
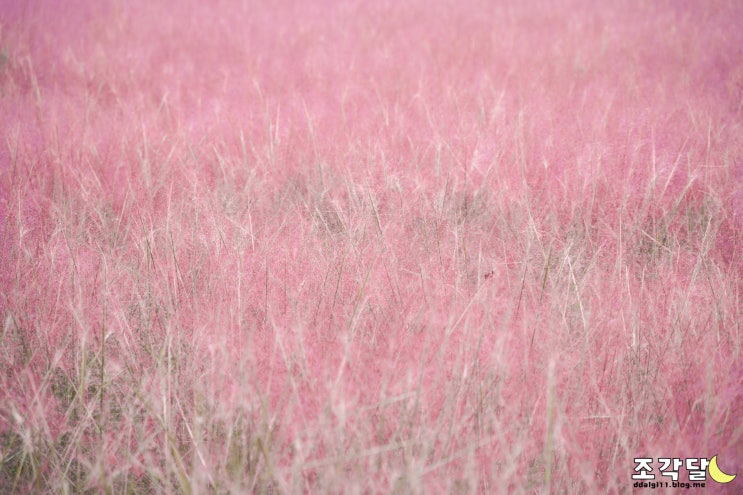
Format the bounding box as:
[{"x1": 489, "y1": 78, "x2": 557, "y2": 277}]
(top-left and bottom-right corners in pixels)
[{"x1": 1, "y1": 0, "x2": 742, "y2": 493}]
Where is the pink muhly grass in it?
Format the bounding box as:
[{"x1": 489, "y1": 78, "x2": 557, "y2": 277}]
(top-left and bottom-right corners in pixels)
[{"x1": 1, "y1": 0, "x2": 742, "y2": 493}]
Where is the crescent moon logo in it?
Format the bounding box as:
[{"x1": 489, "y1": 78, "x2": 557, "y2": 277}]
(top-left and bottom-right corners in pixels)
[{"x1": 708, "y1": 455, "x2": 737, "y2": 484}]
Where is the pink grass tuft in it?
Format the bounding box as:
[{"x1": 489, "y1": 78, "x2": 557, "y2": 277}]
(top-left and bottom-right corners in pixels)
[{"x1": 1, "y1": 0, "x2": 742, "y2": 493}]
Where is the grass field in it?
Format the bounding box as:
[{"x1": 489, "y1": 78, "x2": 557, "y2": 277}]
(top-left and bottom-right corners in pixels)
[{"x1": 1, "y1": 0, "x2": 742, "y2": 493}]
